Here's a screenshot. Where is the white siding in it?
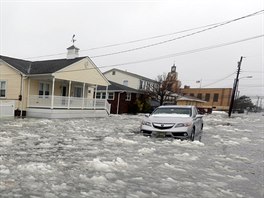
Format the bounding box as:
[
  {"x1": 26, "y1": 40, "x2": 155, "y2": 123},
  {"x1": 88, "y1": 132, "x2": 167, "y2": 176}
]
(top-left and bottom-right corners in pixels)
[
  {"x1": 104, "y1": 71, "x2": 140, "y2": 89},
  {"x1": 54, "y1": 58, "x2": 109, "y2": 86}
]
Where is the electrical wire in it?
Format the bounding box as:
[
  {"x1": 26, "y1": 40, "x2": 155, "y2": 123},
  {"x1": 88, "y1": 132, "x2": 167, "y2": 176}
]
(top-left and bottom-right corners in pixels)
[
  {"x1": 98, "y1": 34, "x2": 264, "y2": 69},
  {"x1": 202, "y1": 72, "x2": 237, "y2": 88},
  {"x1": 23, "y1": 22, "x2": 226, "y2": 60},
  {"x1": 55, "y1": 34, "x2": 263, "y2": 74},
  {"x1": 24, "y1": 10, "x2": 264, "y2": 60},
  {"x1": 90, "y1": 10, "x2": 264, "y2": 58}
]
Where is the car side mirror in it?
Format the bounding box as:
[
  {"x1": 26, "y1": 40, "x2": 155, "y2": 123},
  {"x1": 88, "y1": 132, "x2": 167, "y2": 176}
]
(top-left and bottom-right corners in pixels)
[
  {"x1": 145, "y1": 114, "x2": 150, "y2": 117},
  {"x1": 196, "y1": 114, "x2": 203, "y2": 119}
]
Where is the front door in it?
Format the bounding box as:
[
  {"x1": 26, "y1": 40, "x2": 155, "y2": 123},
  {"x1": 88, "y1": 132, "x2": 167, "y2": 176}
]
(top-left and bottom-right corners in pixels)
[
  {"x1": 62, "y1": 85, "x2": 67, "y2": 105},
  {"x1": 62, "y1": 86, "x2": 67, "y2": 97}
]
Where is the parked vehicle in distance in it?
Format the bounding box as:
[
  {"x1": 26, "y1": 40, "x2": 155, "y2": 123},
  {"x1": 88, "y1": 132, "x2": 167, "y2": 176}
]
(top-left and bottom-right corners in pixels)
[{"x1": 140, "y1": 105, "x2": 203, "y2": 141}]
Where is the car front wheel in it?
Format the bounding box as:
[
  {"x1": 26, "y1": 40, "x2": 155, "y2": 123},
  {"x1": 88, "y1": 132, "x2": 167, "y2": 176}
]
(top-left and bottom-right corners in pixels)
[{"x1": 190, "y1": 128, "x2": 195, "y2": 141}]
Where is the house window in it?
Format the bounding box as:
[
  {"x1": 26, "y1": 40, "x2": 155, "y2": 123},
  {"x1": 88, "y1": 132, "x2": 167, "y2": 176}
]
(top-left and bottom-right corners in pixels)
[
  {"x1": 205, "y1": 93, "x2": 210, "y2": 102},
  {"x1": 139, "y1": 80, "x2": 146, "y2": 89},
  {"x1": 213, "y1": 93, "x2": 219, "y2": 102},
  {"x1": 123, "y1": 80, "x2": 128, "y2": 86},
  {"x1": 139, "y1": 80, "x2": 143, "y2": 89},
  {"x1": 126, "y1": 93, "x2": 131, "y2": 101},
  {"x1": 96, "y1": 92, "x2": 101, "y2": 99},
  {"x1": 190, "y1": 93, "x2": 194, "y2": 97},
  {"x1": 96, "y1": 92, "x2": 107, "y2": 99},
  {"x1": 146, "y1": 82, "x2": 150, "y2": 90},
  {"x1": 74, "y1": 86, "x2": 83, "y2": 97},
  {"x1": 39, "y1": 82, "x2": 50, "y2": 98},
  {"x1": 0, "y1": 81, "x2": 6, "y2": 97},
  {"x1": 112, "y1": 71, "x2": 116, "y2": 75},
  {"x1": 197, "y1": 93, "x2": 202, "y2": 99},
  {"x1": 108, "y1": 92, "x2": 114, "y2": 100}
]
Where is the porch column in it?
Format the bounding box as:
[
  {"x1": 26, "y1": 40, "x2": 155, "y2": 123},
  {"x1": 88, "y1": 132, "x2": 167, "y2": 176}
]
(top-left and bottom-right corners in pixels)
[
  {"x1": 94, "y1": 85, "x2": 97, "y2": 110},
  {"x1": 68, "y1": 81, "x2": 71, "y2": 109},
  {"x1": 51, "y1": 77, "x2": 55, "y2": 109},
  {"x1": 87, "y1": 86, "x2": 90, "y2": 108},
  {"x1": 117, "y1": 92, "x2": 121, "y2": 114},
  {"x1": 105, "y1": 85, "x2": 108, "y2": 109},
  {"x1": 82, "y1": 83, "x2": 85, "y2": 109},
  {"x1": 27, "y1": 78, "x2": 31, "y2": 107},
  {"x1": 20, "y1": 75, "x2": 25, "y2": 117}
]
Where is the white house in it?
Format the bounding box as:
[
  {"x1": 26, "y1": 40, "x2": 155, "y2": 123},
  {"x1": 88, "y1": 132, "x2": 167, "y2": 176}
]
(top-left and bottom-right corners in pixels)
[
  {"x1": 103, "y1": 68, "x2": 158, "y2": 91},
  {"x1": 0, "y1": 45, "x2": 111, "y2": 118}
]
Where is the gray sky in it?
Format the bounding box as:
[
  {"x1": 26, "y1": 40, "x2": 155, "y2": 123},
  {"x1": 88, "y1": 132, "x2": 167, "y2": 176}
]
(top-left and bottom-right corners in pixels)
[{"x1": 1, "y1": 0, "x2": 263, "y2": 99}]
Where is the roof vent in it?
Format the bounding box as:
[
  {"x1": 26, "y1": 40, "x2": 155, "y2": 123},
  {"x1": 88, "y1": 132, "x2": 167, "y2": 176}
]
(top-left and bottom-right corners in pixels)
[{"x1": 67, "y1": 45, "x2": 79, "y2": 59}]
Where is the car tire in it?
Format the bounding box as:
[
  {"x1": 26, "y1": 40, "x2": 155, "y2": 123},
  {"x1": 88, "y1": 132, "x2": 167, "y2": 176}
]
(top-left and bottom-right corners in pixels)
[
  {"x1": 190, "y1": 128, "x2": 195, "y2": 141},
  {"x1": 198, "y1": 135, "x2": 202, "y2": 142}
]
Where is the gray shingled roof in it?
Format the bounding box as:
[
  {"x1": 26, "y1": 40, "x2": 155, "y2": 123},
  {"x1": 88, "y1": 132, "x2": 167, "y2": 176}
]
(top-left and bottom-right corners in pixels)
[
  {"x1": 97, "y1": 81, "x2": 139, "y2": 93},
  {"x1": 67, "y1": 45, "x2": 80, "y2": 50},
  {"x1": 0, "y1": 55, "x2": 84, "y2": 75},
  {"x1": 104, "y1": 68, "x2": 157, "y2": 83},
  {"x1": 177, "y1": 95, "x2": 206, "y2": 103}
]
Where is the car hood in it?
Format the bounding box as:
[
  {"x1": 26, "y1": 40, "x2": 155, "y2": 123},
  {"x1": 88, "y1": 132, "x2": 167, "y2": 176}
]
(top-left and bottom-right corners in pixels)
[{"x1": 146, "y1": 114, "x2": 192, "y2": 123}]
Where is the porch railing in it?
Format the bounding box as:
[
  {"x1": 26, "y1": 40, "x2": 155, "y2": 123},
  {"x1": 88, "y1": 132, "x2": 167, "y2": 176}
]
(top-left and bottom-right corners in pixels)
[{"x1": 28, "y1": 95, "x2": 111, "y2": 114}]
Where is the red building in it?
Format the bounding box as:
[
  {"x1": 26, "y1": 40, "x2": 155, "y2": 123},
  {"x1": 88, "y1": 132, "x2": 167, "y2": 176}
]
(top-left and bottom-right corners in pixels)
[{"x1": 97, "y1": 81, "x2": 139, "y2": 114}]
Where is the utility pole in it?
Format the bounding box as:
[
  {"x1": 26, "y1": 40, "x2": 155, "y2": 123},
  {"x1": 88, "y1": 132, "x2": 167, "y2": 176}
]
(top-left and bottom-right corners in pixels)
[
  {"x1": 256, "y1": 96, "x2": 260, "y2": 112},
  {"x1": 228, "y1": 56, "x2": 243, "y2": 117}
]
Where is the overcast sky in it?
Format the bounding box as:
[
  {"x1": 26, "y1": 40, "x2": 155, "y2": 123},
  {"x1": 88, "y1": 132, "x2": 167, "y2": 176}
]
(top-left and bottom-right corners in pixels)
[{"x1": 1, "y1": 0, "x2": 263, "y2": 99}]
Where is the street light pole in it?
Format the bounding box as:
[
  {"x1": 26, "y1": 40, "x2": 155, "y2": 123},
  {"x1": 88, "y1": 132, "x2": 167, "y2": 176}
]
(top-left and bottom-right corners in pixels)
[{"x1": 228, "y1": 56, "x2": 243, "y2": 117}]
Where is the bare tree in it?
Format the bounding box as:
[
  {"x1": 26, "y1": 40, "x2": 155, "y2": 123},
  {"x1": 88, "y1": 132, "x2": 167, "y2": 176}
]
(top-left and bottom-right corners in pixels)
[{"x1": 146, "y1": 73, "x2": 177, "y2": 106}]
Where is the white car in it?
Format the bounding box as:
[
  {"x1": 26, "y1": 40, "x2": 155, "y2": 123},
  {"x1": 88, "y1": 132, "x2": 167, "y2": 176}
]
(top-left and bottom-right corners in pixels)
[{"x1": 140, "y1": 105, "x2": 203, "y2": 141}]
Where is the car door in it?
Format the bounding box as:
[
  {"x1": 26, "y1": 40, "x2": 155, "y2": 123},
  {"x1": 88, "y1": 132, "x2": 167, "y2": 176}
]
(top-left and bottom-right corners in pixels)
[{"x1": 193, "y1": 107, "x2": 202, "y2": 133}]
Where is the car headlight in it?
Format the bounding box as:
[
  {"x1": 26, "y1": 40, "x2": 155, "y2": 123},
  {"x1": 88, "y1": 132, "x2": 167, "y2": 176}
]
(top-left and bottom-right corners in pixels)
[
  {"x1": 142, "y1": 121, "x2": 152, "y2": 126},
  {"x1": 175, "y1": 122, "x2": 192, "y2": 127}
]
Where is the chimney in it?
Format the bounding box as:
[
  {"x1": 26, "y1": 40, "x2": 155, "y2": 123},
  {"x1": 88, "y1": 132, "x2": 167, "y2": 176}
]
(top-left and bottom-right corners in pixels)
[{"x1": 67, "y1": 45, "x2": 79, "y2": 59}]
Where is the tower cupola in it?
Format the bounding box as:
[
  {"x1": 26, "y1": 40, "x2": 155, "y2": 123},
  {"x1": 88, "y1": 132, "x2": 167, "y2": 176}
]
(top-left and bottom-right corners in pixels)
[
  {"x1": 171, "y1": 64, "x2": 176, "y2": 72},
  {"x1": 67, "y1": 34, "x2": 79, "y2": 59},
  {"x1": 67, "y1": 45, "x2": 79, "y2": 59}
]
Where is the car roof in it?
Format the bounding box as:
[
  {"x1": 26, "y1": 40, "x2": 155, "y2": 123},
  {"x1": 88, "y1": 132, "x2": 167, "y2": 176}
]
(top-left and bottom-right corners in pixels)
[{"x1": 158, "y1": 105, "x2": 194, "y2": 109}]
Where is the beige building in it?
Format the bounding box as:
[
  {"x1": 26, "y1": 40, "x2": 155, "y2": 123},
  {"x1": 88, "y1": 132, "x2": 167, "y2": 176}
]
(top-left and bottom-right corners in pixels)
[
  {"x1": 0, "y1": 45, "x2": 111, "y2": 118},
  {"x1": 166, "y1": 64, "x2": 181, "y2": 93},
  {"x1": 180, "y1": 86, "x2": 232, "y2": 111},
  {"x1": 177, "y1": 95, "x2": 206, "y2": 107}
]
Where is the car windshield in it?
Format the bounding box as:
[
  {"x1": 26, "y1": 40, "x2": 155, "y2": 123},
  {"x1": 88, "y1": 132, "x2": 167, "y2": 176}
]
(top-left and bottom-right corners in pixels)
[{"x1": 152, "y1": 107, "x2": 191, "y2": 116}]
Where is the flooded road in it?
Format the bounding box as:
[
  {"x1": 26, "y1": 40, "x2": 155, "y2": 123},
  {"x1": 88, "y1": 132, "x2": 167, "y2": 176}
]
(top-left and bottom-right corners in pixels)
[{"x1": 0, "y1": 112, "x2": 263, "y2": 197}]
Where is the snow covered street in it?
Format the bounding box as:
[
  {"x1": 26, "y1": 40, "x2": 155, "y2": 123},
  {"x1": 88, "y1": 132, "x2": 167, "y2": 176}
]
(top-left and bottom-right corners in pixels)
[{"x1": 0, "y1": 112, "x2": 263, "y2": 198}]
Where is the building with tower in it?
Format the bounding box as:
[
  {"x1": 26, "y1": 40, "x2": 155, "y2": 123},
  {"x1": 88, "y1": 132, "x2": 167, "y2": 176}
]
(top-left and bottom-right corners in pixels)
[{"x1": 166, "y1": 64, "x2": 181, "y2": 93}]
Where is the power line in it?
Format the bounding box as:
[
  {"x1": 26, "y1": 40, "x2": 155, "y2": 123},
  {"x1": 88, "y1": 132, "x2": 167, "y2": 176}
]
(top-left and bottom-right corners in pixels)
[
  {"x1": 242, "y1": 70, "x2": 264, "y2": 73},
  {"x1": 239, "y1": 85, "x2": 264, "y2": 87},
  {"x1": 90, "y1": 10, "x2": 264, "y2": 58},
  {"x1": 83, "y1": 22, "x2": 224, "y2": 51},
  {"x1": 24, "y1": 9, "x2": 264, "y2": 60},
  {"x1": 55, "y1": 34, "x2": 263, "y2": 74},
  {"x1": 202, "y1": 72, "x2": 237, "y2": 88},
  {"x1": 98, "y1": 34, "x2": 264, "y2": 69},
  {"x1": 25, "y1": 23, "x2": 223, "y2": 60}
]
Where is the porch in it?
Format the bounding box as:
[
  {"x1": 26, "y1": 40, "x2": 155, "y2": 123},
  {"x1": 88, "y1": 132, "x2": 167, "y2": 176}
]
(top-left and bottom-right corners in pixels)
[
  {"x1": 26, "y1": 95, "x2": 111, "y2": 118},
  {"x1": 23, "y1": 69, "x2": 111, "y2": 118}
]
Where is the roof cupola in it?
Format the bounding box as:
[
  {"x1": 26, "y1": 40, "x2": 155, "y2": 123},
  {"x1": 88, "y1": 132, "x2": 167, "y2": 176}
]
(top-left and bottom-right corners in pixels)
[{"x1": 67, "y1": 34, "x2": 79, "y2": 59}]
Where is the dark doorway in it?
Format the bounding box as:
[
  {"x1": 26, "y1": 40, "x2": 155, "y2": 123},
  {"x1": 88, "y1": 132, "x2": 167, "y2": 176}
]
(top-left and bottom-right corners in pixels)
[{"x1": 62, "y1": 86, "x2": 67, "y2": 97}]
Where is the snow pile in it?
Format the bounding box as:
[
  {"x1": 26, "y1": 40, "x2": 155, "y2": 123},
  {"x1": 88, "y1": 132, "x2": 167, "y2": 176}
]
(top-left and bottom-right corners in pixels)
[
  {"x1": 17, "y1": 163, "x2": 54, "y2": 173},
  {"x1": 104, "y1": 137, "x2": 137, "y2": 145},
  {"x1": 0, "y1": 165, "x2": 10, "y2": 174},
  {"x1": 0, "y1": 137, "x2": 12, "y2": 145},
  {"x1": 87, "y1": 157, "x2": 128, "y2": 172},
  {"x1": 138, "y1": 147, "x2": 156, "y2": 154},
  {"x1": 174, "y1": 153, "x2": 198, "y2": 161}
]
